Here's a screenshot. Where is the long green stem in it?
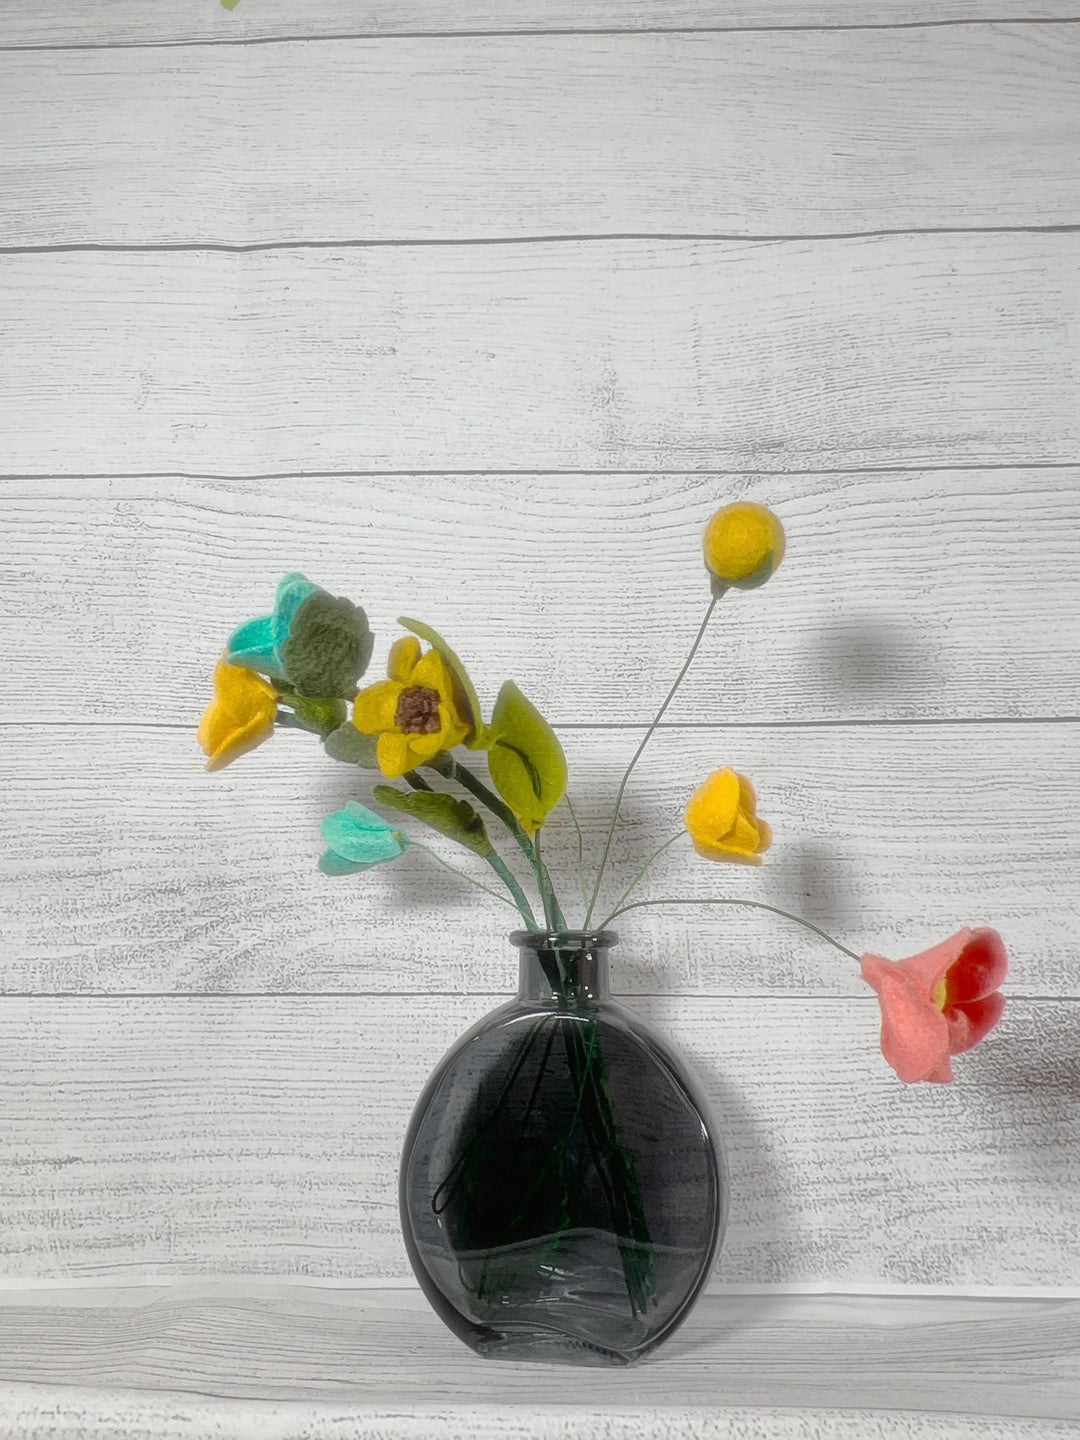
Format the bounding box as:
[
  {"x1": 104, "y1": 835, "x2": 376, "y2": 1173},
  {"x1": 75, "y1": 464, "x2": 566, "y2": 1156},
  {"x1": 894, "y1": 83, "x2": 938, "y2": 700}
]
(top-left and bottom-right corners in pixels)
[
  {"x1": 597, "y1": 832, "x2": 684, "y2": 930},
  {"x1": 584, "y1": 596, "x2": 718, "y2": 926},
  {"x1": 533, "y1": 826, "x2": 566, "y2": 931},
  {"x1": 601, "y1": 896, "x2": 862, "y2": 961},
  {"x1": 487, "y1": 852, "x2": 540, "y2": 929},
  {"x1": 428, "y1": 754, "x2": 565, "y2": 931},
  {"x1": 407, "y1": 767, "x2": 538, "y2": 923}
]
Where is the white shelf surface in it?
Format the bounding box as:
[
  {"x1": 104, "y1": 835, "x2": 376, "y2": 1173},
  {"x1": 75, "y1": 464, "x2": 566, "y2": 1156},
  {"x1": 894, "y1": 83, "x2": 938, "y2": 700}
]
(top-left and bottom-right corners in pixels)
[{"x1": 0, "y1": 1284, "x2": 1076, "y2": 1437}]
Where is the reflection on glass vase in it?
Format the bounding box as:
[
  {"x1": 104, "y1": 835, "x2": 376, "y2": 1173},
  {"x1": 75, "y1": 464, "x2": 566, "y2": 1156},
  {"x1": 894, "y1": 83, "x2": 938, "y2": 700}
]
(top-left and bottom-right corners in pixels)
[{"x1": 400, "y1": 930, "x2": 727, "y2": 1366}]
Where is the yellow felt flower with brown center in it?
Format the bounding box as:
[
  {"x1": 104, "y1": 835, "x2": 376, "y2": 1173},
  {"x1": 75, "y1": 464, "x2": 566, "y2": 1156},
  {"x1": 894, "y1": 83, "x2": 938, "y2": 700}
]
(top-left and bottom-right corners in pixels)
[
  {"x1": 684, "y1": 768, "x2": 772, "y2": 865},
  {"x1": 197, "y1": 655, "x2": 278, "y2": 772},
  {"x1": 352, "y1": 636, "x2": 470, "y2": 779}
]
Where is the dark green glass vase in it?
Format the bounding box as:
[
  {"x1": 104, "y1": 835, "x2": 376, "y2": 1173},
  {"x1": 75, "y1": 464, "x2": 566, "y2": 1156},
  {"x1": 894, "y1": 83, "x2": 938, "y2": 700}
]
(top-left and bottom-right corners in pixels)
[{"x1": 399, "y1": 930, "x2": 727, "y2": 1366}]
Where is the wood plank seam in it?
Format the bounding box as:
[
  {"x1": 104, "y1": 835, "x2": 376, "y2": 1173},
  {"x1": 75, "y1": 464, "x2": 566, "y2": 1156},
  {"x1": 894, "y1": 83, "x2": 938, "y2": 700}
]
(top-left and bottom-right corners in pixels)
[
  {"x1": 2, "y1": 226, "x2": 1080, "y2": 254},
  {"x1": 4, "y1": 15, "x2": 1080, "y2": 54}
]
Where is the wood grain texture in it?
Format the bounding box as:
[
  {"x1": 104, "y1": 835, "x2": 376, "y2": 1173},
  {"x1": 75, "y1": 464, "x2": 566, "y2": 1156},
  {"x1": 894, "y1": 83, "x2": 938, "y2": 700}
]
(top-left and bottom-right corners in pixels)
[
  {"x1": 0, "y1": 996, "x2": 1073, "y2": 1285},
  {"x1": 0, "y1": 723, "x2": 1074, "y2": 995},
  {"x1": 3, "y1": 472, "x2": 1078, "y2": 727},
  {"x1": 3, "y1": 239, "x2": 1078, "y2": 475},
  {"x1": 5, "y1": 29, "x2": 1080, "y2": 245},
  {"x1": 5, "y1": 0, "x2": 1080, "y2": 48},
  {"x1": 2, "y1": 1385, "x2": 1077, "y2": 1440},
  {"x1": 0, "y1": 1288, "x2": 1075, "y2": 1420}
]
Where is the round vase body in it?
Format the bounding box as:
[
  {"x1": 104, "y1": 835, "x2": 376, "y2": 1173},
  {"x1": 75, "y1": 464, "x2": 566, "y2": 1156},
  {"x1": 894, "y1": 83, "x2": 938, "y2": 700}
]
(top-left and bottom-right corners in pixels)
[{"x1": 400, "y1": 931, "x2": 727, "y2": 1366}]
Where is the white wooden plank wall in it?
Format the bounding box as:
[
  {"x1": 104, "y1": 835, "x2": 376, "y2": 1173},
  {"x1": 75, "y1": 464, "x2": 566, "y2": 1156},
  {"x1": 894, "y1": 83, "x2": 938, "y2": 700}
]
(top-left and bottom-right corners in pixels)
[{"x1": 1, "y1": 0, "x2": 1079, "y2": 1433}]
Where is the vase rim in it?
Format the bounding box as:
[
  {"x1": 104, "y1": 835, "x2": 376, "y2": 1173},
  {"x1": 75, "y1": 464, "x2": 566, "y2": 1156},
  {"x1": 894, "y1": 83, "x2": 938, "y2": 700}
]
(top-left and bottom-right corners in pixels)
[{"x1": 510, "y1": 929, "x2": 618, "y2": 951}]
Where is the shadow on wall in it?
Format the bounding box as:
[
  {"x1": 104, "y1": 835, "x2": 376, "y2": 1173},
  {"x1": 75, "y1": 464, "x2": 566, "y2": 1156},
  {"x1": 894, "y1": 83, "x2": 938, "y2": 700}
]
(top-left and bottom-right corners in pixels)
[{"x1": 803, "y1": 616, "x2": 943, "y2": 710}]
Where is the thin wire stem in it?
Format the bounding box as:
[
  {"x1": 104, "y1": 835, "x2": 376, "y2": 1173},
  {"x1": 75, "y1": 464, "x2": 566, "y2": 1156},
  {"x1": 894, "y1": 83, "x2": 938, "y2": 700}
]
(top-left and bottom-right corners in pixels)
[
  {"x1": 564, "y1": 794, "x2": 590, "y2": 920},
  {"x1": 601, "y1": 896, "x2": 862, "y2": 962},
  {"x1": 596, "y1": 832, "x2": 685, "y2": 930},
  {"x1": 584, "y1": 595, "x2": 718, "y2": 926},
  {"x1": 408, "y1": 841, "x2": 535, "y2": 925}
]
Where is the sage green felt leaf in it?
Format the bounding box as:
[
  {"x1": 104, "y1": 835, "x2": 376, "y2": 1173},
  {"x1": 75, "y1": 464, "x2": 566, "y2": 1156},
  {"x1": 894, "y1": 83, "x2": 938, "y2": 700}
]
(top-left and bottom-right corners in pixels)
[
  {"x1": 398, "y1": 616, "x2": 487, "y2": 748},
  {"x1": 323, "y1": 724, "x2": 381, "y2": 768},
  {"x1": 486, "y1": 680, "x2": 567, "y2": 828},
  {"x1": 283, "y1": 591, "x2": 375, "y2": 698},
  {"x1": 283, "y1": 694, "x2": 347, "y2": 736},
  {"x1": 373, "y1": 785, "x2": 493, "y2": 857}
]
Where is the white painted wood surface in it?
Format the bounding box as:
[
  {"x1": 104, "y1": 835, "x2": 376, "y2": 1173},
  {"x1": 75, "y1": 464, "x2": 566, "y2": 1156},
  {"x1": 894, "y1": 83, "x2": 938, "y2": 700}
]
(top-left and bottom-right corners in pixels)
[
  {"x1": 5, "y1": 0, "x2": 1079, "y2": 47},
  {"x1": 1, "y1": 0, "x2": 1078, "y2": 1432},
  {"x1": 0, "y1": 996, "x2": 1072, "y2": 1286},
  {"x1": 3, "y1": 1385, "x2": 1077, "y2": 1440},
  {"x1": 2, "y1": 472, "x2": 1077, "y2": 726},
  {"x1": 0, "y1": 1288, "x2": 1075, "y2": 1419},
  {"x1": 1, "y1": 725, "x2": 1076, "y2": 994},
  {"x1": 6, "y1": 28, "x2": 1080, "y2": 244},
  {"x1": 4, "y1": 239, "x2": 1078, "y2": 474}
]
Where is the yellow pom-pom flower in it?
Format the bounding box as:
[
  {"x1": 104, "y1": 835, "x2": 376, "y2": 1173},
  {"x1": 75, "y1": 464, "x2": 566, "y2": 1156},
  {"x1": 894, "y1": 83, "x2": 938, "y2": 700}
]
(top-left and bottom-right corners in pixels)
[
  {"x1": 684, "y1": 767, "x2": 772, "y2": 866},
  {"x1": 198, "y1": 655, "x2": 278, "y2": 772},
  {"x1": 702, "y1": 502, "x2": 785, "y2": 593}
]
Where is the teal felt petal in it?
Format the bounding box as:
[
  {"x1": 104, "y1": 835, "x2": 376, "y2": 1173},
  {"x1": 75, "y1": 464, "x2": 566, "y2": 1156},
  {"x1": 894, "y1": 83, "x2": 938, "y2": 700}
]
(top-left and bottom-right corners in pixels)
[
  {"x1": 225, "y1": 615, "x2": 283, "y2": 676},
  {"x1": 272, "y1": 573, "x2": 321, "y2": 656},
  {"x1": 320, "y1": 800, "x2": 406, "y2": 865},
  {"x1": 318, "y1": 850, "x2": 375, "y2": 876}
]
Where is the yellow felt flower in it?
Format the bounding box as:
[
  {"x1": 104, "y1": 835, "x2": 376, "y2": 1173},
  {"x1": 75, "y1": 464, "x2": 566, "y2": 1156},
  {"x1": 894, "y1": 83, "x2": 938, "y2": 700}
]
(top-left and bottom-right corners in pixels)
[
  {"x1": 684, "y1": 768, "x2": 772, "y2": 865},
  {"x1": 352, "y1": 636, "x2": 470, "y2": 779},
  {"x1": 702, "y1": 502, "x2": 785, "y2": 591},
  {"x1": 198, "y1": 655, "x2": 277, "y2": 772}
]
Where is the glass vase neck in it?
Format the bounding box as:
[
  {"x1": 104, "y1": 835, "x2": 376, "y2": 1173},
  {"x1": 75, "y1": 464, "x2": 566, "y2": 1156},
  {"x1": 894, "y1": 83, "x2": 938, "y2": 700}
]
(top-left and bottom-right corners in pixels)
[{"x1": 510, "y1": 930, "x2": 616, "y2": 1006}]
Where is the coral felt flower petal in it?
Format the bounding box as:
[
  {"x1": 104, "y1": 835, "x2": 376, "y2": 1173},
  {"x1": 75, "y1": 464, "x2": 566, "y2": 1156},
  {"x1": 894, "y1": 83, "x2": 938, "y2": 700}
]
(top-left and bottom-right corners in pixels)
[
  {"x1": 859, "y1": 927, "x2": 1008, "y2": 1083},
  {"x1": 859, "y1": 954, "x2": 951, "y2": 1083},
  {"x1": 198, "y1": 656, "x2": 277, "y2": 772},
  {"x1": 945, "y1": 992, "x2": 1007, "y2": 1055},
  {"x1": 943, "y1": 927, "x2": 1009, "y2": 1005}
]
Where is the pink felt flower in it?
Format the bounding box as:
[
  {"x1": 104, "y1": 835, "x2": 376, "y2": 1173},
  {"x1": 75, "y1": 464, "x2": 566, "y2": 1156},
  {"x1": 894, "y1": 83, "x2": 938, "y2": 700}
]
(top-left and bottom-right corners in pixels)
[{"x1": 858, "y1": 928, "x2": 1007, "y2": 1084}]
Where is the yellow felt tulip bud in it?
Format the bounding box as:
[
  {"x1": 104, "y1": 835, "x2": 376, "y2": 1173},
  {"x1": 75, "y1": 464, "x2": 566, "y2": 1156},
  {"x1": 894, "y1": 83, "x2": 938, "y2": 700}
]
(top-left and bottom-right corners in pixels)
[
  {"x1": 684, "y1": 768, "x2": 772, "y2": 866},
  {"x1": 702, "y1": 502, "x2": 785, "y2": 593},
  {"x1": 198, "y1": 655, "x2": 278, "y2": 772}
]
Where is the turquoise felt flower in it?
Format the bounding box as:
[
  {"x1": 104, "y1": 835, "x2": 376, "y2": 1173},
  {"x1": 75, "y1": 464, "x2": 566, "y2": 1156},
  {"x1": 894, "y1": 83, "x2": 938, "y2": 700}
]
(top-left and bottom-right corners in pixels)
[
  {"x1": 226, "y1": 573, "x2": 374, "y2": 699},
  {"x1": 227, "y1": 573, "x2": 317, "y2": 679},
  {"x1": 319, "y1": 801, "x2": 409, "y2": 876}
]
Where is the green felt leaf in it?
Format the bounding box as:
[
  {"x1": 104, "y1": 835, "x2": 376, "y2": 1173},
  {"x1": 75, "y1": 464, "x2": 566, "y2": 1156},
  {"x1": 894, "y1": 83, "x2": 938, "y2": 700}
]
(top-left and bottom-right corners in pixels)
[
  {"x1": 221, "y1": 0, "x2": 242, "y2": 9},
  {"x1": 372, "y1": 785, "x2": 493, "y2": 857},
  {"x1": 397, "y1": 616, "x2": 488, "y2": 748},
  {"x1": 282, "y1": 591, "x2": 375, "y2": 699},
  {"x1": 323, "y1": 724, "x2": 381, "y2": 768},
  {"x1": 486, "y1": 680, "x2": 567, "y2": 828},
  {"x1": 283, "y1": 694, "x2": 347, "y2": 736}
]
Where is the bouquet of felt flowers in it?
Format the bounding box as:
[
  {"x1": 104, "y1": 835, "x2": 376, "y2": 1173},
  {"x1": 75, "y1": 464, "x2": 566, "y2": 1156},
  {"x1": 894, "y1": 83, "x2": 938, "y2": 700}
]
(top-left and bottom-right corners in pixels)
[{"x1": 199, "y1": 501, "x2": 1007, "y2": 1085}]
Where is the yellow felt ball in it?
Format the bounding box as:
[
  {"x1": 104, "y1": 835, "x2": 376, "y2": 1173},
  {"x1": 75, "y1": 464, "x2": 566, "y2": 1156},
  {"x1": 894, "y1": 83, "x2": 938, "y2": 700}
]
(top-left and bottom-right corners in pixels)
[{"x1": 702, "y1": 502, "x2": 785, "y2": 590}]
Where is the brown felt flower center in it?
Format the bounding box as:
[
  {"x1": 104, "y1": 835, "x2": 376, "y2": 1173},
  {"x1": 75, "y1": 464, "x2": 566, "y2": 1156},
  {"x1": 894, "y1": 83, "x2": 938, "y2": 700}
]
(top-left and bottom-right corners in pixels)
[{"x1": 395, "y1": 684, "x2": 442, "y2": 734}]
